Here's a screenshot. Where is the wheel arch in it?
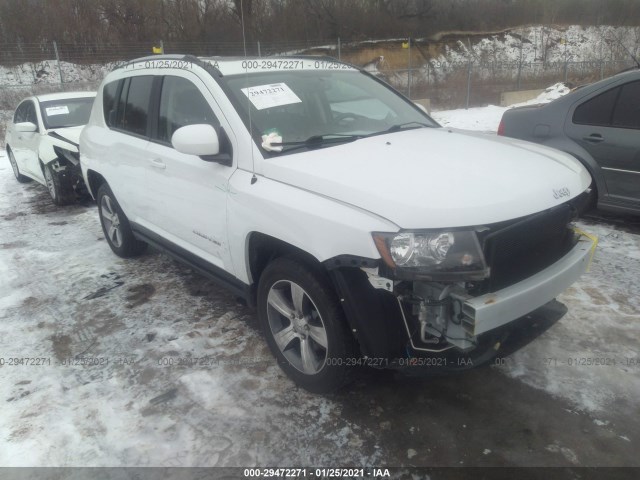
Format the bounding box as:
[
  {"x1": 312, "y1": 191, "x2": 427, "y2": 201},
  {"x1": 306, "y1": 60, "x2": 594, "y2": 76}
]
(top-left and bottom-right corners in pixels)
[
  {"x1": 246, "y1": 232, "x2": 323, "y2": 287},
  {"x1": 85, "y1": 169, "x2": 107, "y2": 199}
]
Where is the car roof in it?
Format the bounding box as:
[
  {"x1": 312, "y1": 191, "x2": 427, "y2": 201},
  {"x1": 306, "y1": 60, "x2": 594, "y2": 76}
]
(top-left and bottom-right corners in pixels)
[
  {"x1": 113, "y1": 54, "x2": 357, "y2": 77},
  {"x1": 35, "y1": 91, "x2": 96, "y2": 102}
]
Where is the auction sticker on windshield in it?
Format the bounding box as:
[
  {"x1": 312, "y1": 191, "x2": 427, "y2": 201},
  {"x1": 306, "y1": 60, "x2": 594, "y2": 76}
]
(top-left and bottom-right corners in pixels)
[
  {"x1": 45, "y1": 105, "x2": 70, "y2": 116},
  {"x1": 241, "y1": 83, "x2": 302, "y2": 110}
]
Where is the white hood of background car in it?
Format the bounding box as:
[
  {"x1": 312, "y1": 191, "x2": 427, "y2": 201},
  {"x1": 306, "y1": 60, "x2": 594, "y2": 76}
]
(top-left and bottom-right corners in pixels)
[
  {"x1": 48, "y1": 125, "x2": 83, "y2": 147},
  {"x1": 261, "y1": 128, "x2": 591, "y2": 229}
]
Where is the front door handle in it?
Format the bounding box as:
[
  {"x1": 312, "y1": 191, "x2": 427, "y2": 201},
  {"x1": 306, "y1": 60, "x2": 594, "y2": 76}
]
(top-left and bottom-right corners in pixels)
[
  {"x1": 149, "y1": 158, "x2": 166, "y2": 169},
  {"x1": 582, "y1": 133, "x2": 604, "y2": 144}
]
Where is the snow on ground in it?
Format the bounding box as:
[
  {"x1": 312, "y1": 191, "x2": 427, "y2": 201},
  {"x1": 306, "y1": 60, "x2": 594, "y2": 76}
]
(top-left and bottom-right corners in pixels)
[
  {"x1": 432, "y1": 82, "x2": 570, "y2": 131},
  {"x1": 433, "y1": 25, "x2": 640, "y2": 66},
  {"x1": 0, "y1": 60, "x2": 109, "y2": 87},
  {"x1": 0, "y1": 156, "x2": 384, "y2": 467},
  {"x1": 432, "y1": 104, "x2": 507, "y2": 132},
  {"x1": 500, "y1": 216, "x2": 640, "y2": 412},
  {"x1": 1, "y1": 93, "x2": 639, "y2": 466},
  {"x1": 431, "y1": 91, "x2": 640, "y2": 415}
]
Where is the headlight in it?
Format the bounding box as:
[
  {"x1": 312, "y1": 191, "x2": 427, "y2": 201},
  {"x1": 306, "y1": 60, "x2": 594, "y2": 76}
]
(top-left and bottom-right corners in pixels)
[{"x1": 372, "y1": 230, "x2": 489, "y2": 280}]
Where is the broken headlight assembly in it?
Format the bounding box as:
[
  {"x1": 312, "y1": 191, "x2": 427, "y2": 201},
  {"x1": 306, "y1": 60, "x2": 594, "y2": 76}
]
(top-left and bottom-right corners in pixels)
[
  {"x1": 53, "y1": 145, "x2": 80, "y2": 165},
  {"x1": 372, "y1": 230, "x2": 489, "y2": 281}
]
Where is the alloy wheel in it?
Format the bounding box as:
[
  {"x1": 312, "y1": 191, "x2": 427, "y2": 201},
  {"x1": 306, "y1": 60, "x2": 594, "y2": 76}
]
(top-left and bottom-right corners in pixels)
[
  {"x1": 8, "y1": 152, "x2": 19, "y2": 179},
  {"x1": 266, "y1": 279, "x2": 329, "y2": 375},
  {"x1": 44, "y1": 166, "x2": 56, "y2": 200},
  {"x1": 101, "y1": 195, "x2": 123, "y2": 248}
]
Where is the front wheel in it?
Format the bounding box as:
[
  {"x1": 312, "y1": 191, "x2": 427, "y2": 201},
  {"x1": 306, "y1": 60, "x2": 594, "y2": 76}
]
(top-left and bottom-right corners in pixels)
[
  {"x1": 44, "y1": 163, "x2": 76, "y2": 206},
  {"x1": 257, "y1": 257, "x2": 356, "y2": 393},
  {"x1": 97, "y1": 183, "x2": 147, "y2": 258},
  {"x1": 7, "y1": 149, "x2": 32, "y2": 183}
]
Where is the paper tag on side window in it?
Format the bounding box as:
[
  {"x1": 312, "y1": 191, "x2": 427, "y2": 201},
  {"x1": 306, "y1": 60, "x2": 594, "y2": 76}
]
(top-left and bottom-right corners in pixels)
[
  {"x1": 241, "y1": 83, "x2": 302, "y2": 110},
  {"x1": 46, "y1": 105, "x2": 70, "y2": 116}
]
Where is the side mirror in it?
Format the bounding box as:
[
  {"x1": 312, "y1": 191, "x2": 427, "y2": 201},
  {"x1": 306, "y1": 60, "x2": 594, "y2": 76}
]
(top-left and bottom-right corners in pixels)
[
  {"x1": 171, "y1": 124, "x2": 220, "y2": 156},
  {"x1": 15, "y1": 122, "x2": 37, "y2": 133}
]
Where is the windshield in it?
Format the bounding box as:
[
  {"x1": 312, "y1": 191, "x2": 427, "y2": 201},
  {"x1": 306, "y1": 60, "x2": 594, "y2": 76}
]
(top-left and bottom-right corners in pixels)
[
  {"x1": 221, "y1": 69, "x2": 438, "y2": 154},
  {"x1": 39, "y1": 97, "x2": 95, "y2": 129}
]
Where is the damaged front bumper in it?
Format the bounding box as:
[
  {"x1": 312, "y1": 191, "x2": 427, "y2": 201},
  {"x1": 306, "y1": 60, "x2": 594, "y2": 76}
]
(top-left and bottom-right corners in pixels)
[
  {"x1": 328, "y1": 231, "x2": 597, "y2": 368},
  {"x1": 460, "y1": 233, "x2": 596, "y2": 337}
]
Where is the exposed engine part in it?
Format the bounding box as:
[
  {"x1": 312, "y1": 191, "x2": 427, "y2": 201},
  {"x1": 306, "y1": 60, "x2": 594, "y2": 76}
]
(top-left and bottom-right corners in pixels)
[
  {"x1": 395, "y1": 296, "x2": 455, "y2": 353},
  {"x1": 405, "y1": 282, "x2": 476, "y2": 351},
  {"x1": 362, "y1": 267, "x2": 394, "y2": 292},
  {"x1": 49, "y1": 159, "x2": 67, "y2": 173}
]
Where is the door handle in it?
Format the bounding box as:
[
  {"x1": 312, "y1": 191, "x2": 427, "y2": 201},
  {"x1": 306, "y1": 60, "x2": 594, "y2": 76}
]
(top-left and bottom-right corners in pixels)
[
  {"x1": 149, "y1": 158, "x2": 166, "y2": 169},
  {"x1": 582, "y1": 134, "x2": 604, "y2": 144}
]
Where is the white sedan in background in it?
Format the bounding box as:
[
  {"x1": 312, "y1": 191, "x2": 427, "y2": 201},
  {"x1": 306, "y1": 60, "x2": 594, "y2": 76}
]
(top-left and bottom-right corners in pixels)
[{"x1": 5, "y1": 91, "x2": 96, "y2": 205}]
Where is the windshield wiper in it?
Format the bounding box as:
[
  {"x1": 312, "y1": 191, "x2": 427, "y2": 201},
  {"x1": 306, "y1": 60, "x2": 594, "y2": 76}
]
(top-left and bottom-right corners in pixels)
[
  {"x1": 262, "y1": 122, "x2": 431, "y2": 154},
  {"x1": 266, "y1": 133, "x2": 364, "y2": 153},
  {"x1": 366, "y1": 121, "x2": 432, "y2": 137}
]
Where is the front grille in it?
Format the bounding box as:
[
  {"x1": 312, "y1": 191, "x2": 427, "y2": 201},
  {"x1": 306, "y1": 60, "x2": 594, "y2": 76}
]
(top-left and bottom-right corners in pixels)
[{"x1": 481, "y1": 203, "x2": 578, "y2": 292}]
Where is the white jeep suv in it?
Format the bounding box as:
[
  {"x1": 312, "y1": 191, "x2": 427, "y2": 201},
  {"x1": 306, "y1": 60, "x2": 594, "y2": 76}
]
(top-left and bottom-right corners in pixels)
[{"x1": 80, "y1": 55, "x2": 596, "y2": 392}]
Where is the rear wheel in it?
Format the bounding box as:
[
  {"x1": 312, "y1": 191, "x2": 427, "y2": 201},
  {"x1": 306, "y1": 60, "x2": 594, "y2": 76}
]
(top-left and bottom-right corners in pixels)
[
  {"x1": 257, "y1": 257, "x2": 355, "y2": 393},
  {"x1": 7, "y1": 149, "x2": 31, "y2": 183},
  {"x1": 43, "y1": 163, "x2": 76, "y2": 206},
  {"x1": 97, "y1": 183, "x2": 147, "y2": 258}
]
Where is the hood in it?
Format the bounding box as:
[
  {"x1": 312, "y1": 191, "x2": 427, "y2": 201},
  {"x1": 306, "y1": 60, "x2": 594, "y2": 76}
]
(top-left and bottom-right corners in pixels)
[
  {"x1": 261, "y1": 127, "x2": 591, "y2": 229},
  {"x1": 47, "y1": 126, "x2": 84, "y2": 149}
]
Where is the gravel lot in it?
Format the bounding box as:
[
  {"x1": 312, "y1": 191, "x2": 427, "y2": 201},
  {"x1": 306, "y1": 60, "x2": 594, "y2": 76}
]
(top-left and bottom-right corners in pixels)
[{"x1": 0, "y1": 151, "x2": 639, "y2": 469}]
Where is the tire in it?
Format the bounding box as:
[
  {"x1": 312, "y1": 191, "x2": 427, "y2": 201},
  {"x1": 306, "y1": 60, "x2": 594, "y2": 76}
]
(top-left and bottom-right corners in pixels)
[
  {"x1": 257, "y1": 257, "x2": 356, "y2": 393},
  {"x1": 586, "y1": 181, "x2": 598, "y2": 213},
  {"x1": 97, "y1": 183, "x2": 147, "y2": 258},
  {"x1": 7, "y1": 148, "x2": 32, "y2": 183},
  {"x1": 43, "y1": 162, "x2": 76, "y2": 206}
]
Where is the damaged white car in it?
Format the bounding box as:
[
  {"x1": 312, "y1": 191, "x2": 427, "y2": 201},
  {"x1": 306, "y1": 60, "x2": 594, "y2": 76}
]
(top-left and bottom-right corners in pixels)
[
  {"x1": 81, "y1": 56, "x2": 597, "y2": 393},
  {"x1": 5, "y1": 91, "x2": 96, "y2": 205}
]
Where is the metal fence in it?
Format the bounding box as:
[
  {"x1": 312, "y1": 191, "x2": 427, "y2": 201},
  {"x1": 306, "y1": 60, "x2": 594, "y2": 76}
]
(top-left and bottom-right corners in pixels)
[{"x1": 0, "y1": 36, "x2": 638, "y2": 111}]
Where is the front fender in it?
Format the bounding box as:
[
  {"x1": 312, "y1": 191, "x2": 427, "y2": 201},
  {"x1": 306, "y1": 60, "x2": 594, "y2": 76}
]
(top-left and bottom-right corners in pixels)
[
  {"x1": 38, "y1": 136, "x2": 79, "y2": 165},
  {"x1": 226, "y1": 169, "x2": 398, "y2": 284}
]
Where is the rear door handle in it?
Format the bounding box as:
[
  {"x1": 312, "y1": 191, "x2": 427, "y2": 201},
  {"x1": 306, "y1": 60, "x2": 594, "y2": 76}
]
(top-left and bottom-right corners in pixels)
[
  {"x1": 149, "y1": 158, "x2": 166, "y2": 169},
  {"x1": 582, "y1": 134, "x2": 604, "y2": 144}
]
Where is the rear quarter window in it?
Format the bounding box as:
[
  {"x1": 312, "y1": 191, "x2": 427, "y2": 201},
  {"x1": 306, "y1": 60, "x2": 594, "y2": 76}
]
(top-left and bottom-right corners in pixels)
[
  {"x1": 106, "y1": 76, "x2": 154, "y2": 137},
  {"x1": 103, "y1": 80, "x2": 120, "y2": 127},
  {"x1": 121, "y1": 76, "x2": 154, "y2": 136}
]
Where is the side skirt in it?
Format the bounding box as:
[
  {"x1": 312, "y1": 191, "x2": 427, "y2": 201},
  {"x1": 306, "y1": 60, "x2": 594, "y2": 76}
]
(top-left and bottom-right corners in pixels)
[{"x1": 131, "y1": 223, "x2": 254, "y2": 305}]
